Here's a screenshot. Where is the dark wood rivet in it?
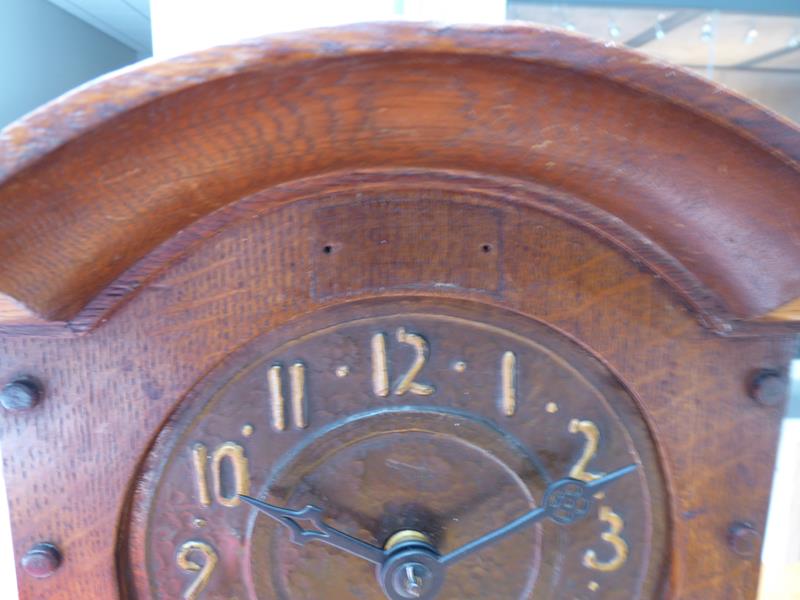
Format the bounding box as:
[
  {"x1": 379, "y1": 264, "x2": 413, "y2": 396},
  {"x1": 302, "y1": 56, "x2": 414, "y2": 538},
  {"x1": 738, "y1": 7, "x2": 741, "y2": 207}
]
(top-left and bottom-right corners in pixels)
[
  {"x1": 727, "y1": 522, "x2": 761, "y2": 558},
  {"x1": 748, "y1": 369, "x2": 786, "y2": 407},
  {"x1": 21, "y1": 543, "x2": 62, "y2": 578},
  {"x1": 0, "y1": 378, "x2": 42, "y2": 412}
]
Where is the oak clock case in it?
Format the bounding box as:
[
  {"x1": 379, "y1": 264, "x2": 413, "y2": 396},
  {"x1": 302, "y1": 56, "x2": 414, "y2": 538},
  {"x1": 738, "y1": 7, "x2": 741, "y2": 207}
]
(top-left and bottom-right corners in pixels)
[{"x1": 1, "y1": 23, "x2": 799, "y2": 600}]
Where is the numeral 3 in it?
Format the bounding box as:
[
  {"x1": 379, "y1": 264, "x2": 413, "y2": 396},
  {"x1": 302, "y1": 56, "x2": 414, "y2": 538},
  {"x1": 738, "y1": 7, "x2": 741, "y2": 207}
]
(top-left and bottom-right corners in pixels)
[{"x1": 584, "y1": 505, "x2": 629, "y2": 572}]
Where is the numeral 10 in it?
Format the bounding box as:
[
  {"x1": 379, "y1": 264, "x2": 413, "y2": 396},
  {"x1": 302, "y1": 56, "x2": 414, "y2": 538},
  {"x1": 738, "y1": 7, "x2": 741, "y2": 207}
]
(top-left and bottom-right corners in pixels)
[{"x1": 191, "y1": 442, "x2": 250, "y2": 507}]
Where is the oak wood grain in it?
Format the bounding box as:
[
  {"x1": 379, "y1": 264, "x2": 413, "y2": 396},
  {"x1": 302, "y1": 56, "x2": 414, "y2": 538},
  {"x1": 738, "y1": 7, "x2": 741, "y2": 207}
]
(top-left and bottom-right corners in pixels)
[
  {"x1": 1, "y1": 176, "x2": 793, "y2": 599},
  {"x1": 0, "y1": 24, "x2": 796, "y2": 600},
  {"x1": 0, "y1": 24, "x2": 799, "y2": 331}
]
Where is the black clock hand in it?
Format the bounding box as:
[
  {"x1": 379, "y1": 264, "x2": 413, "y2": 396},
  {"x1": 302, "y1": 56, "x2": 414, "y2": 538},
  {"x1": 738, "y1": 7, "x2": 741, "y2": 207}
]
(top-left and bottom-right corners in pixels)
[
  {"x1": 240, "y1": 464, "x2": 637, "y2": 571},
  {"x1": 583, "y1": 463, "x2": 638, "y2": 495},
  {"x1": 439, "y1": 464, "x2": 637, "y2": 566},
  {"x1": 239, "y1": 495, "x2": 387, "y2": 564}
]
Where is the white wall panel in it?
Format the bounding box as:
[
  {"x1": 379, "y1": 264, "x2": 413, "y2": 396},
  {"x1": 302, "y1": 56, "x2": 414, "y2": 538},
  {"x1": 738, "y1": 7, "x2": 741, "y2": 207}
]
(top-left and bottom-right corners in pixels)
[{"x1": 151, "y1": 0, "x2": 504, "y2": 57}]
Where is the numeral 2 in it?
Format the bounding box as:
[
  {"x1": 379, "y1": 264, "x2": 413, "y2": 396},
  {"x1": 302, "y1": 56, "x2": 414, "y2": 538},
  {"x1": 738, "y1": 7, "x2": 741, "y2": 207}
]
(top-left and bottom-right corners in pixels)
[
  {"x1": 176, "y1": 540, "x2": 217, "y2": 600},
  {"x1": 568, "y1": 420, "x2": 629, "y2": 572},
  {"x1": 568, "y1": 419, "x2": 603, "y2": 482}
]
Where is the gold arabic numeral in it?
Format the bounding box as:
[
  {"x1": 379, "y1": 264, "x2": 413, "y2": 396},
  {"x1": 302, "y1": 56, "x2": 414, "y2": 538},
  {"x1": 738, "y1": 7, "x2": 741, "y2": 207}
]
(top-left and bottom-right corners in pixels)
[
  {"x1": 394, "y1": 327, "x2": 434, "y2": 396},
  {"x1": 211, "y1": 442, "x2": 250, "y2": 508},
  {"x1": 499, "y1": 351, "x2": 517, "y2": 417},
  {"x1": 177, "y1": 540, "x2": 218, "y2": 600},
  {"x1": 568, "y1": 419, "x2": 603, "y2": 482},
  {"x1": 289, "y1": 362, "x2": 307, "y2": 429},
  {"x1": 192, "y1": 443, "x2": 211, "y2": 507},
  {"x1": 268, "y1": 365, "x2": 285, "y2": 431},
  {"x1": 191, "y1": 442, "x2": 251, "y2": 507},
  {"x1": 583, "y1": 506, "x2": 629, "y2": 572},
  {"x1": 268, "y1": 362, "x2": 308, "y2": 431},
  {"x1": 371, "y1": 329, "x2": 435, "y2": 397},
  {"x1": 371, "y1": 333, "x2": 390, "y2": 397}
]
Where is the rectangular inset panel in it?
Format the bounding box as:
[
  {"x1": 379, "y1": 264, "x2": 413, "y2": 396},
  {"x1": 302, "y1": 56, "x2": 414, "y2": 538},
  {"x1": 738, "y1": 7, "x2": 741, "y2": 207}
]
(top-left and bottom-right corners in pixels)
[{"x1": 312, "y1": 195, "x2": 501, "y2": 299}]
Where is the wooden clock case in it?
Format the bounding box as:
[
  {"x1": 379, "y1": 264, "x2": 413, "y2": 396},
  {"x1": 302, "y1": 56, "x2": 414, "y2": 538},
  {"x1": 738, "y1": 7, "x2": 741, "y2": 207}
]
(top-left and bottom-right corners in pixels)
[{"x1": 0, "y1": 23, "x2": 798, "y2": 600}]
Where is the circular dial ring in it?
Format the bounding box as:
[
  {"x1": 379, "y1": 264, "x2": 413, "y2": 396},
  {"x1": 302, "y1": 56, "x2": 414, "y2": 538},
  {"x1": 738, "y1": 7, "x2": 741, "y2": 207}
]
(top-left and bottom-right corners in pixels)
[{"x1": 126, "y1": 299, "x2": 668, "y2": 600}]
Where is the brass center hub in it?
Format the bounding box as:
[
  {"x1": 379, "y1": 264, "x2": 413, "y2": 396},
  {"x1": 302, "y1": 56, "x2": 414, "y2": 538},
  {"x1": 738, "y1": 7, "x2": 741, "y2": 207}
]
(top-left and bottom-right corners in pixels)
[{"x1": 384, "y1": 530, "x2": 434, "y2": 553}]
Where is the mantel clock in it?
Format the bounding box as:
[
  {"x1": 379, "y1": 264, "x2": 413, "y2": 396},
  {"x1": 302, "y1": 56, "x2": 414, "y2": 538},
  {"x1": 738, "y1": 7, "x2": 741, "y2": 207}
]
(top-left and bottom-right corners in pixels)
[{"x1": 0, "y1": 23, "x2": 798, "y2": 600}]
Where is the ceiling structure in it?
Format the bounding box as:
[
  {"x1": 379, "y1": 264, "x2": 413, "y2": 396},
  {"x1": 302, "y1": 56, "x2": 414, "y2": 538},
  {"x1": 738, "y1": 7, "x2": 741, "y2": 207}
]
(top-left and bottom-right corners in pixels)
[
  {"x1": 45, "y1": 1, "x2": 800, "y2": 71},
  {"x1": 508, "y1": 2, "x2": 800, "y2": 73},
  {"x1": 46, "y1": 0, "x2": 151, "y2": 55},
  {"x1": 44, "y1": 0, "x2": 798, "y2": 119},
  {"x1": 507, "y1": 3, "x2": 800, "y2": 122}
]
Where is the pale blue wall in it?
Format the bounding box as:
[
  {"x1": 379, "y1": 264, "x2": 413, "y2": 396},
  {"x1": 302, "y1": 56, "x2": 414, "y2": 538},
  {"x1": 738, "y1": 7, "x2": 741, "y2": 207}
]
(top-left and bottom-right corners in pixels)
[
  {"x1": 0, "y1": 0, "x2": 138, "y2": 128},
  {"x1": 790, "y1": 360, "x2": 800, "y2": 418}
]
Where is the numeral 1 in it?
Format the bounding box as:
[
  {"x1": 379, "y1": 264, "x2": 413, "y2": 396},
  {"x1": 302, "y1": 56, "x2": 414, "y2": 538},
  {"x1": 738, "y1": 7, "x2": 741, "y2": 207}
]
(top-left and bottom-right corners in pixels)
[
  {"x1": 176, "y1": 540, "x2": 217, "y2": 600},
  {"x1": 191, "y1": 442, "x2": 250, "y2": 508},
  {"x1": 371, "y1": 333, "x2": 389, "y2": 397},
  {"x1": 191, "y1": 444, "x2": 211, "y2": 507},
  {"x1": 500, "y1": 351, "x2": 517, "y2": 416}
]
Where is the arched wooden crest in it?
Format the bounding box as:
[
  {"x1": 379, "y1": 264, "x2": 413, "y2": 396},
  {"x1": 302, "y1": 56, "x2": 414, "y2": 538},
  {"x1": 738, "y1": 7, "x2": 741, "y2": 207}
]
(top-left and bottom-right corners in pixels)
[{"x1": 0, "y1": 23, "x2": 798, "y2": 335}]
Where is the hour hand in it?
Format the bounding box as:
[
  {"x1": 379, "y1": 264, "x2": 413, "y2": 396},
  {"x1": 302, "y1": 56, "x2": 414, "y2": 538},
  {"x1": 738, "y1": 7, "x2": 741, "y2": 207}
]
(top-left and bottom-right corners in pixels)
[{"x1": 239, "y1": 495, "x2": 386, "y2": 564}]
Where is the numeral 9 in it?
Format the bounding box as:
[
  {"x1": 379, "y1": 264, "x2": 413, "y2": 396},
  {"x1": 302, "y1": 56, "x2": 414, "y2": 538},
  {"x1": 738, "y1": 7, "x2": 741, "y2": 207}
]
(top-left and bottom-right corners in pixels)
[{"x1": 176, "y1": 540, "x2": 217, "y2": 600}]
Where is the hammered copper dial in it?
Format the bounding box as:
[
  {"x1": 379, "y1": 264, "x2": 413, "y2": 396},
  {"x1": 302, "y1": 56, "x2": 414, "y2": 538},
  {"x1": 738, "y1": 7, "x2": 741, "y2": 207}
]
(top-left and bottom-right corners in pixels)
[{"x1": 127, "y1": 300, "x2": 668, "y2": 600}]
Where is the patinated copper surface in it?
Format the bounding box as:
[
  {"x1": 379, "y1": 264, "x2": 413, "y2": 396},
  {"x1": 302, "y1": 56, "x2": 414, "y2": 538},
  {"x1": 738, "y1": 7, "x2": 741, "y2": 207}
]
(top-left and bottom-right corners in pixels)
[{"x1": 129, "y1": 301, "x2": 667, "y2": 599}]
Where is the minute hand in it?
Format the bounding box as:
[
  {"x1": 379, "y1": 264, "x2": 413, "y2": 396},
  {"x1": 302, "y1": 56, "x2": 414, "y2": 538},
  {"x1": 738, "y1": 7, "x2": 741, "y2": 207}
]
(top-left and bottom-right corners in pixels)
[{"x1": 439, "y1": 464, "x2": 637, "y2": 566}]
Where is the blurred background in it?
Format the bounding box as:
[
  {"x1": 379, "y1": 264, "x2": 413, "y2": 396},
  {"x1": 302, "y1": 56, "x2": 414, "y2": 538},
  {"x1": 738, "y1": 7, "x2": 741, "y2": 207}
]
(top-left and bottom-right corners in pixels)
[
  {"x1": 3, "y1": 0, "x2": 800, "y2": 126},
  {"x1": 1, "y1": 1, "x2": 798, "y2": 599}
]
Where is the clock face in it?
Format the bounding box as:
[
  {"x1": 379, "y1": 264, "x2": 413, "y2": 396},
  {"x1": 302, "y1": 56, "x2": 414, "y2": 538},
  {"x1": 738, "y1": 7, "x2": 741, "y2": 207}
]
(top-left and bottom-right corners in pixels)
[{"x1": 126, "y1": 300, "x2": 668, "y2": 600}]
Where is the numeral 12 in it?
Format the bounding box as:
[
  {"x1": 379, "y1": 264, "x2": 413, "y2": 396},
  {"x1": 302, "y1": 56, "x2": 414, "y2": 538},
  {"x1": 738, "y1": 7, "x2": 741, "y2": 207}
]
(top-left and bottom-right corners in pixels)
[{"x1": 371, "y1": 329, "x2": 435, "y2": 396}]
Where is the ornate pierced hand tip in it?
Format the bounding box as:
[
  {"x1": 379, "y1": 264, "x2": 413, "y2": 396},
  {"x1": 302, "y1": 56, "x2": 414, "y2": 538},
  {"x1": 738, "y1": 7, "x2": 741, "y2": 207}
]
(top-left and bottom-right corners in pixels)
[
  {"x1": 239, "y1": 495, "x2": 327, "y2": 544},
  {"x1": 440, "y1": 463, "x2": 638, "y2": 566},
  {"x1": 542, "y1": 479, "x2": 593, "y2": 525},
  {"x1": 544, "y1": 464, "x2": 638, "y2": 525},
  {"x1": 238, "y1": 495, "x2": 386, "y2": 564}
]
